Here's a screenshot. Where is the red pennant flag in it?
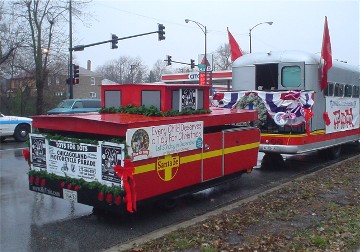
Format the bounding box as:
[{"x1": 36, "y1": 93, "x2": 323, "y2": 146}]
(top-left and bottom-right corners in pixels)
[
  {"x1": 320, "y1": 16, "x2": 332, "y2": 90},
  {"x1": 227, "y1": 28, "x2": 243, "y2": 62}
]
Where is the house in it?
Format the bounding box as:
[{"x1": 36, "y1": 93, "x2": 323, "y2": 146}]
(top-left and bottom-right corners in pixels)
[
  {"x1": 72, "y1": 60, "x2": 103, "y2": 99},
  {"x1": 6, "y1": 60, "x2": 104, "y2": 100}
]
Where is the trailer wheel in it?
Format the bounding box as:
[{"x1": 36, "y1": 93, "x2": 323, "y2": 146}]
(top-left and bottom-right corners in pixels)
[
  {"x1": 157, "y1": 198, "x2": 177, "y2": 210},
  {"x1": 261, "y1": 153, "x2": 284, "y2": 169},
  {"x1": 318, "y1": 145, "x2": 342, "y2": 160}
]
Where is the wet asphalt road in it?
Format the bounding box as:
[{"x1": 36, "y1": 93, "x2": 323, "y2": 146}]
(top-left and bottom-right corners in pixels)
[{"x1": 1, "y1": 139, "x2": 359, "y2": 251}]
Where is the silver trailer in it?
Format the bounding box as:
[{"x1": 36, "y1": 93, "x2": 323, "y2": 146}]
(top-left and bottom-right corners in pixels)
[{"x1": 231, "y1": 50, "x2": 359, "y2": 160}]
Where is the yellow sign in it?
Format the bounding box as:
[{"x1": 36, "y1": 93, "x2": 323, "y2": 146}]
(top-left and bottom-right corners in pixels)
[{"x1": 156, "y1": 155, "x2": 179, "y2": 181}]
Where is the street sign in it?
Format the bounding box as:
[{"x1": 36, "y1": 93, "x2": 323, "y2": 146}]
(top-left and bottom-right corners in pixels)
[
  {"x1": 198, "y1": 64, "x2": 206, "y2": 69},
  {"x1": 198, "y1": 54, "x2": 213, "y2": 72}
]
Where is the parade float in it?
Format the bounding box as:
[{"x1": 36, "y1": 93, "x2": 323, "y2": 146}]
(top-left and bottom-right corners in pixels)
[{"x1": 23, "y1": 83, "x2": 260, "y2": 213}]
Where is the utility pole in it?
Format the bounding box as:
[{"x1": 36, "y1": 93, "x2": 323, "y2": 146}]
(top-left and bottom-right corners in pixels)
[{"x1": 68, "y1": 0, "x2": 73, "y2": 99}]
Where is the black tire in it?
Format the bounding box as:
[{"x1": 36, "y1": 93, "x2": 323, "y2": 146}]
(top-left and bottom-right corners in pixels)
[
  {"x1": 261, "y1": 153, "x2": 285, "y2": 169},
  {"x1": 13, "y1": 124, "x2": 30, "y2": 142},
  {"x1": 318, "y1": 145, "x2": 342, "y2": 160},
  {"x1": 157, "y1": 198, "x2": 177, "y2": 210}
]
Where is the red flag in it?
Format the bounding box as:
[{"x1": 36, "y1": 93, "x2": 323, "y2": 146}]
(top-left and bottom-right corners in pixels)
[
  {"x1": 320, "y1": 16, "x2": 332, "y2": 90},
  {"x1": 228, "y1": 28, "x2": 243, "y2": 62}
]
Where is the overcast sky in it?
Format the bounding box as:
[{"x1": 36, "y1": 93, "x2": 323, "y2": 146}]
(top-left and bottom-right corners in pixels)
[{"x1": 72, "y1": 0, "x2": 360, "y2": 71}]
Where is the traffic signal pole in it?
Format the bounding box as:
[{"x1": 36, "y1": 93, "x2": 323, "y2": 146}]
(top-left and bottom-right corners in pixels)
[
  {"x1": 68, "y1": 24, "x2": 165, "y2": 98},
  {"x1": 71, "y1": 31, "x2": 161, "y2": 52},
  {"x1": 165, "y1": 56, "x2": 196, "y2": 69},
  {"x1": 68, "y1": 0, "x2": 74, "y2": 99}
]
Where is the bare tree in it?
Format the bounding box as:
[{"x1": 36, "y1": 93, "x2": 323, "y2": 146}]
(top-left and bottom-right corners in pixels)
[
  {"x1": 213, "y1": 43, "x2": 232, "y2": 71},
  {"x1": 96, "y1": 56, "x2": 148, "y2": 84},
  {"x1": 148, "y1": 59, "x2": 171, "y2": 82},
  {"x1": 3, "y1": 0, "x2": 90, "y2": 115}
]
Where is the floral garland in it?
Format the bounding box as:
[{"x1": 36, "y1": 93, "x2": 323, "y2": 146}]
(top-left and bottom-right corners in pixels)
[{"x1": 233, "y1": 93, "x2": 268, "y2": 127}]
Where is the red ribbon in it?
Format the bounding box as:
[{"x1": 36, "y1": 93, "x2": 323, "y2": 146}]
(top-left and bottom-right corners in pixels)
[
  {"x1": 22, "y1": 149, "x2": 31, "y2": 167},
  {"x1": 302, "y1": 108, "x2": 314, "y2": 136},
  {"x1": 114, "y1": 158, "x2": 136, "y2": 213},
  {"x1": 323, "y1": 112, "x2": 331, "y2": 126}
]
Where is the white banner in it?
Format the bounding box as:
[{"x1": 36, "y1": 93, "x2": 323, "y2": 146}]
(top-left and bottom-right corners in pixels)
[
  {"x1": 126, "y1": 121, "x2": 204, "y2": 161},
  {"x1": 325, "y1": 97, "x2": 359, "y2": 133},
  {"x1": 29, "y1": 134, "x2": 125, "y2": 186}
]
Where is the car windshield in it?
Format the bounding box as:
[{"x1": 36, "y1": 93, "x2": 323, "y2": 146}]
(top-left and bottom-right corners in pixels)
[{"x1": 56, "y1": 100, "x2": 75, "y2": 108}]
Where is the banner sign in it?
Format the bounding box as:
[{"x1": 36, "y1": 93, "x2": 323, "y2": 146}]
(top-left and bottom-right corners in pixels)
[
  {"x1": 126, "y1": 121, "x2": 204, "y2": 161},
  {"x1": 325, "y1": 97, "x2": 359, "y2": 133},
  {"x1": 29, "y1": 134, "x2": 125, "y2": 186}
]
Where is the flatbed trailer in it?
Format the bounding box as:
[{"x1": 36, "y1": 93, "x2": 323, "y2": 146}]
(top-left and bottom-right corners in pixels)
[{"x1": 23, "y1": 83, "x2": 260, "y2": 213}]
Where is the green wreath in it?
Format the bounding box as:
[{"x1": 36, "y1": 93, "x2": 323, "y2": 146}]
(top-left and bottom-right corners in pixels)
[{"x1": 234, "y1": 93, "x2": 268, "y2": 127}]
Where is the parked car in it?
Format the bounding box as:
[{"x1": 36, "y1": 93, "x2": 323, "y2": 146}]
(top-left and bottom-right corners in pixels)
[
  {"x1": 0, "y1": 113, "x2": 32, "y2": 142},
  {"x1": 47, "y1": 99, "x2": 101, "y2": 115}
]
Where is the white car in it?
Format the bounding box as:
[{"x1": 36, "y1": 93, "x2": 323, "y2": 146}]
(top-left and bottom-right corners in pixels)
[{"x1": 0, "y1": 113, "x2": 32, "y2": 142}]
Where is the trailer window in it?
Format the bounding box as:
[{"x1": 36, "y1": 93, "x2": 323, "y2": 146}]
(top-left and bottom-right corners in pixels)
[
  {"x1": 172, "y1": 90, "x2": 180, "y2": 110},
  {"x1": 142, "y1": 90, "x2": 161, "y2": 109},
  {"x1": 344, "y1": 85, "x2": 352, "y2": 97},
  {"x1": 353, "y1": 86, "x2": 360, "y2": 98},
  {"x1": 324, "y1": 83, "x2": 334, "y2": 96},
  {"x1": 334, "y1": 83, "x2": 344, "y2": 97},
  {"x1": 255, "y1": 64, "x2": 278, "y2": 90},
  {"x1": 281, "y1": 66, "x2": 301, "y2": 87},
  {"x1": 105, "y1": 90, "x2": 121, "y2": 108}
]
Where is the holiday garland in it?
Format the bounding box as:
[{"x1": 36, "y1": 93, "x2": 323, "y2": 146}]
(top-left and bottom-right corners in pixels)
[
  {"x1": 99, "y1": 104, "x2": 211, "y2": 116},
  {"x1": 233, "y1": 93, "x2": 268, "y2": 127},
  {"x1": 28, "y1": 169, "x2": 124, "y2": 195}
]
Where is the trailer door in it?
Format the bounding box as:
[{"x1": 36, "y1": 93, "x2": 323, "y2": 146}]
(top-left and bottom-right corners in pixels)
[
  {"x1": 278, "y1": 62, "x2": 305, "y2": 90},
  {"x1": 202, "y1": 132, "x2": 223, "y2": 181}
]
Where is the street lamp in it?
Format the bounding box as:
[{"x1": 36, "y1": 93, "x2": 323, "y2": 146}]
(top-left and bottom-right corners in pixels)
[
  {"x1": 185, "y1": 19, "x2": 208, "y2": 87},
  {"x1": 249, "y1": 21, "x2": 273, "y2": 53}
]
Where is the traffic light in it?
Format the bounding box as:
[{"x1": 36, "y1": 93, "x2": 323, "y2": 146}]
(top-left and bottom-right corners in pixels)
[
  {"x1": 167, "y1": 55, "x2": 172, "y2": 66},
  {"x1": 111, "y1": 34, "x2": 118, "y2": 49},
  {"x1": 158, "y1": 24, "x2": 165, "y2": 41},
  {"x1": 190, "y1": 59, "x2": 195, "y2": 69},
  {"x1": 73, "y1": 64, "x2": 79, "y2": 85}
]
